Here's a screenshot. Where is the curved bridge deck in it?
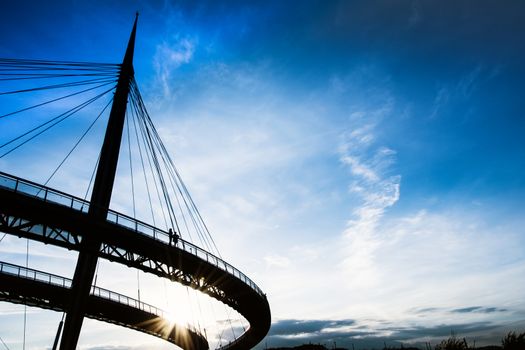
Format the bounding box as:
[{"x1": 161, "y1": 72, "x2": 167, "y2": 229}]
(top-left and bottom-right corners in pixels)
[
  {"x1": 0, "y1": 261, "x2": 208, "y2": 350},
  {"x1": 0, "y1": 171, "x2": 270, "y2": 350}
]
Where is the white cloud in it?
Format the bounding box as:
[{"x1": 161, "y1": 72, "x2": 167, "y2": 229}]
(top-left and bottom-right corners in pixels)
[
  {"x1": 338, "y1": 110, "x2": 402, "y2": 291},
  {"x1": 341, "y1": 155, "x2": 379, "y2": 182},
  {"x1": 153, "y1": 37, "x2": 196, "y2": 98}
]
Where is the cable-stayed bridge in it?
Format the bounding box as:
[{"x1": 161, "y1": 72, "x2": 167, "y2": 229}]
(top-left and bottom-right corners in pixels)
[{"x1": 0, "y1": 14, "x2": 270, "y2": 350}]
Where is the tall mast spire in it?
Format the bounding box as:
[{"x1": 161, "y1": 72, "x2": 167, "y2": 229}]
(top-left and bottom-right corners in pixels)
[{"x1": 59, "y1": 14, "x2": 138, "y2": 350}]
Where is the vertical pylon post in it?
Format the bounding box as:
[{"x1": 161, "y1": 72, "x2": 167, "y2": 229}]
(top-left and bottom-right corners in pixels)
[{"x1": 59, "y1": 14, "x2": 138, "y2": 350}]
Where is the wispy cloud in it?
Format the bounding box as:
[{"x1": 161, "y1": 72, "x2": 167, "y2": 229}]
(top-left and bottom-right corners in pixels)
[
  {"x1": 153, "y1": 37, "x2": 196, "y2": 99},
  {"x1": 338, "y1": 102, "x2": 401, "y2": 290},
  {"x1": 429, "y1": 64, "x2": 491, "y2": 119},
  {"x1": 413, "y1": 306, "x2": 509, "y2": 315},
  {"x1": 429, "y1": 86, "x2": 450, "y2": 119}
]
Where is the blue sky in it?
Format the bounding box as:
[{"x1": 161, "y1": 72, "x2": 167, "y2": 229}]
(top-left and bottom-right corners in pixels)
[{"x1": 1, "y1": 0, "x2": 525, "y2": 349}]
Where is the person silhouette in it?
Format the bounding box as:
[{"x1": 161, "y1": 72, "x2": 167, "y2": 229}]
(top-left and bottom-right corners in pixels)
[{"x1": 168, "y1": 228, "x2": 178, "y2": 246}]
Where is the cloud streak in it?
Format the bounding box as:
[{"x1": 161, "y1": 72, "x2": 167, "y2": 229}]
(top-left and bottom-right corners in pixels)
[
  {"x1": 338, "y1": 99, "x2": 401, "y2": 291},
  {"x1": 451, "y1": 306, "x2": 508, "y2": 314},
  {"x1": 265, "y1": 317, "x2": 523, "y2": 349},
  {"x1": 154, "y1": 37, "x2": 196, "y2": 99}
]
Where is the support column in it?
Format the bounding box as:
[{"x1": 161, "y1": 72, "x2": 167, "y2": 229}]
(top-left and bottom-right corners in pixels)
[{"x1": 59, "y1": 14, "x2": 138, "y2": 350}]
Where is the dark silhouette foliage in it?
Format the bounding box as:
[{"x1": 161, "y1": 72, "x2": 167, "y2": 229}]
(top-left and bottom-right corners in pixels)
[
  {"x1": 434, "y1": 334, "x2": 469, "y2": 350},
  {"x1": 501, "y1": 331, "x2": 525, "y2": 350}
]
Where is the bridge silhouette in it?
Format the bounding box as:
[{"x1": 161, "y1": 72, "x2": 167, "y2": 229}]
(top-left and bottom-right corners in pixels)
[{"x1": 0, "y1": 14, "x2": 270, "y2": 350}]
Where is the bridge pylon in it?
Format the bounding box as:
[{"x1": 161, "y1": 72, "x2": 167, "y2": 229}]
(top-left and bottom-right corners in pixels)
[{"x1": 59, "y1": 14, "x2": 138, "y2": 350}]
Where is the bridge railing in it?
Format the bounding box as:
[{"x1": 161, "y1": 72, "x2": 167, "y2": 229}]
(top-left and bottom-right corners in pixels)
[
  {"x1": 0, "y1": 260, "x2": 72, "y2": 289},
  {"x1": 0, "y1": 260, "x2": 203, "y2": 336},
  {"x1": 0, "y1": 171, "x2": 265, "y2": 297}
]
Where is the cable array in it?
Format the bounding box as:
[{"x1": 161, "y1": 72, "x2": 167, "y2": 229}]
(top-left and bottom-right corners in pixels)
[
  {"x1": 126, "y1": 78, "x2": 221, "y2": 256},
  {"x1": 126, "y1": 78, "x2": 246, "y2": 345},
  {"x1": 0, "y1": 58, "x2": 118, "y2": 162}
]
